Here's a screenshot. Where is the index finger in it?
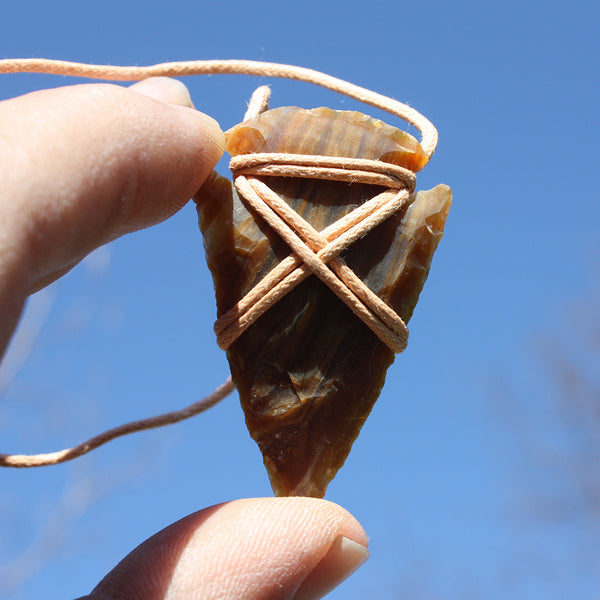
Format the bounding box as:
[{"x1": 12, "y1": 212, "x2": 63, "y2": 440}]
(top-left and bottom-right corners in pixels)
[{"x1": 0, "y1": 79, "x2": 224, "y2": 356}]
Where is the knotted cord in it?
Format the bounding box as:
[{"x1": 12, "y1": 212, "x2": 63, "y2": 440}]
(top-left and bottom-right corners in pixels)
[{"x1": 0, "y1": 58, "x2": 437, "y2": 467}]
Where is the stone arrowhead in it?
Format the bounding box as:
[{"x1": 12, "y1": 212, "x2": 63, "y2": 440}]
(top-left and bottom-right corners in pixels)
[{"x1": 196, "y1": 106, "x2": 451, "y2": 497}]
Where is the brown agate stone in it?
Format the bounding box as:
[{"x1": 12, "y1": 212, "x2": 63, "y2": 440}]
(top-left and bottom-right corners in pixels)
[
  {"x1": 196, "y1": 107, "x2": 451, "y2": 497},
  {"x1": 226, "y1": 106, "x2": 429, "y2": 172}
]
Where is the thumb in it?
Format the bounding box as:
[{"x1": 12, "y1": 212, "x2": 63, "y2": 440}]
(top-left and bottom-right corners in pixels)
[{"x1": 82, "y1": 498, "x2": 369, "y2": 600}]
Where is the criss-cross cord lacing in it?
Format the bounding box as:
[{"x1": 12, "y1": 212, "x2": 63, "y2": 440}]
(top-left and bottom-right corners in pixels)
[
  {"x1": 216, "y1": 154, "x2": 416, "y2": 353},
  {"x1": 0, "y1": 58, "x2": 437, "y2": 467}
]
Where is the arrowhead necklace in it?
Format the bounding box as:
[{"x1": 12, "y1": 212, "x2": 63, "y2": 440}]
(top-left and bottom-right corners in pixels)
[{"x1": 0, "y1": 59, "x2": 451, "y2": 497}]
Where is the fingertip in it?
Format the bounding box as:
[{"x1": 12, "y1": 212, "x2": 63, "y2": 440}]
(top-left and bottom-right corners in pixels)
[
  {"x1": 117, "y1": 102, "x2": 224, "y2": 232},
  {"x1": 183, "y1": 107, "x2": 225, "y2": 169},
  {"x1": 86, "y1": 497, "x2": 368, "y2": 600},
  {"x1": 91, "y1": 85, "x2": 225, "y2": 235},
  {"x1": 127, "y1": 77, "x2": 225, "y2": 163}
]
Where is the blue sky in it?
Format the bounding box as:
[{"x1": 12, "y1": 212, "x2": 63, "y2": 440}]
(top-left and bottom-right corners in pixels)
[{"x1": 1, "y1": 1, "x2": 599, "y2": 598}]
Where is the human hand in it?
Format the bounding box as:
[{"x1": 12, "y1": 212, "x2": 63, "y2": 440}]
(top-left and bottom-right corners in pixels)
[{"x1": 0, "y1": 78, "x2": 369, "y2": 599}]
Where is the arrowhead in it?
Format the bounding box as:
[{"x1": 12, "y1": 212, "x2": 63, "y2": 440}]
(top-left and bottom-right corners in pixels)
[{"x1": 196, "y1": 107, "x2": 451, "y2": 497}]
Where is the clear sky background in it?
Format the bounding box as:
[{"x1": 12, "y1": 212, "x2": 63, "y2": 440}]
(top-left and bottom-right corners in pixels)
[{"x1": 1, "y1": 1, "x2": 599, "y2": 598}]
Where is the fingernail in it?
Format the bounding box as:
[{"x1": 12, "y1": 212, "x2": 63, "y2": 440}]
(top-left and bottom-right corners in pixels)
[
  {"x1": 129, "y1": 77, "x2": 194, "y2": 108},
  {"x1": 293, "y1": 536, "x2": 370, "y2": 600}
]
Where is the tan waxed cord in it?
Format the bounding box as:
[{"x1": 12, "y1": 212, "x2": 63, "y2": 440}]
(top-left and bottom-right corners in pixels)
[
  {"x1": 0, "y1": 58, "x2": 438, "y2": 157},
  {"x1": 0, "y1": 379, "x2": 234, "y2": 467},
  {"x1": 0, "y1": 59, "x2": 438, "y2": 467}
]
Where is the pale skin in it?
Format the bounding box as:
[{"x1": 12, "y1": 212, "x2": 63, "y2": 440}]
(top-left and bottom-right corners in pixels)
[{"x1": 0, "y1": 78, "x2": 369, "y2": 600}]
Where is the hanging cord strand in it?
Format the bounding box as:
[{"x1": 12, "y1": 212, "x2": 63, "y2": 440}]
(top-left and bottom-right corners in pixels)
[
  {"x1": 0, "y1": 378, "x2": 234, "y2": 467},
  {"x1": 0, "y1": 58, "x2": 438, "y2": 157}
]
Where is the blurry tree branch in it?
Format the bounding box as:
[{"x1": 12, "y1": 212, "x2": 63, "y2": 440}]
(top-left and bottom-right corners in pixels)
[{"x1": 494, "y1": 277, "x2": 600, "y2": 598}]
